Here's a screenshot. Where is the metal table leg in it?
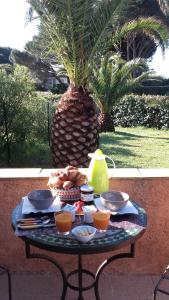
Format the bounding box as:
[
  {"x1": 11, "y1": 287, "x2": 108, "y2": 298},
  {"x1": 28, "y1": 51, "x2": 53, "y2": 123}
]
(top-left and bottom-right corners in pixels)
[
  {"x1": 25, "y1": 242, "x2": 135, "y2": 300},
  {"x1": 25, "y1": 242, "x2": 68, "y2": 300},
  {"x1": 153, "y1": 264, "x2": 169, "y2": 300},
  {"x1": 94, "y1": 243, "x2": 135, "y2": 300},
  {"x1": 77, "y1": 255, "x2": 84, "y2": 300},
  {"x1": 66, "y1": 254, "x2": 97, "y2": 300},
  {"x1": 0, "y1": 265, "x2": 12, "y2": 300}
]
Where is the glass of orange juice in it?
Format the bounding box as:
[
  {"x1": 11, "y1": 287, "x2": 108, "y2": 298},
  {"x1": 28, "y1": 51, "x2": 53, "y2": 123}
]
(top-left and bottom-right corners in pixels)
[
  {"x1": 55, "y1": 212, "x2": 72, "y2": 235},
  {"x1": 93, "y1": 211, "x2": 110, "y2": 232}
]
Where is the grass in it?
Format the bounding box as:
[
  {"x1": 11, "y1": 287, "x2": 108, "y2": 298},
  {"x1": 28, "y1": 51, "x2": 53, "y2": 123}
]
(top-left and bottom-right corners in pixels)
[
  {"x1": 0, "y1": 141, "x2": 52, "y2": 168},
  {"x1": 100, "y1": 127, "x2": 169, "y2": 168},
  {"x1": 1, "y1": 127, "x2": 169, "y2": 168}
]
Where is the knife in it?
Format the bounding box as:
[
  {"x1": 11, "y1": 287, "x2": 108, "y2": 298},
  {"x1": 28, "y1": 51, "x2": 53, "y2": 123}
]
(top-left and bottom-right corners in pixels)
[
  {"x1": 17, "y1": 223, "x2": 56, "y2": 230},
  {"x1": 16, "y1": 216, "x2": 50, "y2": 223}
]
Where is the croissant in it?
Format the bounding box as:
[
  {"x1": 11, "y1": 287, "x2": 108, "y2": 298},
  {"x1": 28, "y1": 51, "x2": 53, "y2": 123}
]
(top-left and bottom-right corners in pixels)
[
  {"x1": 65, "y1": 165, "x2": 78, "y2": 171},
  {"x1": 67, "y1": 169, "x2": 79, "y2": 181},
  {"x1": 75, "y1": 174, "x2": 87, "y2": 186},
  {"x1": 63, "y1": 180, "x2": 74, "y2": 190},
  {"x1": 58, "y1": 172, "x2": 68, "y2": 181},
  {"x1": 48, "y1": 165, "x2": 86, "y2": 190},
  {"x1": 48, "y1": 177, "x2": 63, "y2": 189}
]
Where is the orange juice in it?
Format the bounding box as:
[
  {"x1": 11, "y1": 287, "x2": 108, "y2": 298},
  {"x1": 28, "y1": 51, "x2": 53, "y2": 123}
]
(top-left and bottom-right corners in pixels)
[
  {"x1": 55, "y1": 212, "x2": 72, "y2": 234},
  {"x1": 93, "y1": 211, "x2": 110, "y2": 231}
]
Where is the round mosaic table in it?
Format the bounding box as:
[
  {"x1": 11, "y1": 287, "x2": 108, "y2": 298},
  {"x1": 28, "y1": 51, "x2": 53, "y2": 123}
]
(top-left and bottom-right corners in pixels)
[{"x1": 12, "y1": 201, "x2": 147, "y2": 300}]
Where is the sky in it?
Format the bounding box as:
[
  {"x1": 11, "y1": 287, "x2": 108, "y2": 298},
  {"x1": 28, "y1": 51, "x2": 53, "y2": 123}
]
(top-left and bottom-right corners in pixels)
[
  {"x1": 0, "y1": 0, "x2": 169, "y2": 78},
  {"x1": 0, "y1": 0, "x2": 39, "y2": 51}
]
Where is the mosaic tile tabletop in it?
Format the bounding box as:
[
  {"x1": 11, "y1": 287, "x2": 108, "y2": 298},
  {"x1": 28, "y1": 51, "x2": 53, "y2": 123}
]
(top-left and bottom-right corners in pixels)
[{"x1": 12, "y1": 201, "x2": 147, "y2": 254}]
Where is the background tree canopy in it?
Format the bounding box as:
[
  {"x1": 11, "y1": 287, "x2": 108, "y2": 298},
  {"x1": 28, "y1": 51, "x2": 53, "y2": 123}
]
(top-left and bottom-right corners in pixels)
[
  {"x1": 112, "y1": 0, "x2": 169, "y2": 60},
  {"x1": 0, "y1": 64, "x2": 55, "y2": 163},
  {"x1": 0, "y1": 0, "x2": 168, "y2": 93},
  {"x1": 0, "y1": 47, "x2": 12, "y2": 64}
]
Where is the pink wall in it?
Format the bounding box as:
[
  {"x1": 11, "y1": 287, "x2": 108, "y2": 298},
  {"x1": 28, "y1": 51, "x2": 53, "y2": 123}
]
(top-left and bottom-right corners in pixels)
[{"x1": 0, "y1": 168, "x2": 169, "y2": 275}]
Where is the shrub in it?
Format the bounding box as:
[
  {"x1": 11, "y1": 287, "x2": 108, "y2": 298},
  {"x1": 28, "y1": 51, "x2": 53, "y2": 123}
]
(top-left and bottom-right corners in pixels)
[
  {"x1": 50, "y1": 83, "x2": 68, "y2": 94},
  {"x1": 0, "y1": 65, "x2": 58, "y2": 162},
  {"x1": 134, "y1": 78, "x2": 169, "y2": 95},
  {"x1": 113, "y1": 94, "x2": 169, "y2": 129},
  {"x1": 0, "y1": 65, "x2": 35, "y2": 143},
  {"x1": 134, "y1": 85, "x2": 169, "y2": 95},
  {"x1": 30, "y1": 91, "x2": 56, "y2": 142}
]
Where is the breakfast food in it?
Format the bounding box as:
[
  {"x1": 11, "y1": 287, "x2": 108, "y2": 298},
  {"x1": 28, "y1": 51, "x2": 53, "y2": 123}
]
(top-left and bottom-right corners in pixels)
[
  {"x1": 76, "y1": 227, "x2": 94, "y2": 237},
  {"x1": 48, "y1": 165, "x2": 87, "y2": 190},
  {"x1": 72, "y1": 225, "x2": 96, "y2": 242},
  {"x1": 73, "y1": 201, "x2": 84, "y2": 215}
]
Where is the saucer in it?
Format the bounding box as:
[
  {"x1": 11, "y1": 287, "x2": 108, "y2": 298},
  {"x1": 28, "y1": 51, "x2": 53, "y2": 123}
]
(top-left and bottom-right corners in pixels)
[
  {"x1": 94, "y1": 197, "x2": 138, "y2": 215},
  {"x1": 22, "y1": 196, "x2": 61, "y2": 214}
]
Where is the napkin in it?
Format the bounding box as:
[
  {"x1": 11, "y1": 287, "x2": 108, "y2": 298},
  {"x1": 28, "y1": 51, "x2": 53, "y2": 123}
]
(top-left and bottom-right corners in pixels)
[
  {"x1": 94, "y1": 198, "x2": 138, "y2": 215},
  {"x1": 22, "y1": 196, "x2": 61, "y2": 214}
]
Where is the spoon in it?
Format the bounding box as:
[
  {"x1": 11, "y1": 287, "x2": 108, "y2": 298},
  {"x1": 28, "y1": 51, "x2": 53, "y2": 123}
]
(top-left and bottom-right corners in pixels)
[{"x1": 17, "y1": 218, "x2": 55, "y2": 229}]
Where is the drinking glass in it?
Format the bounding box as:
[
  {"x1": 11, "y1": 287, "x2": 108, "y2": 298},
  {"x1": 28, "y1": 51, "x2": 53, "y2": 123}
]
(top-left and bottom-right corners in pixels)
[
  {"x1": 93, "y1": 211, "x2": 110, "y2": 233},
  {"x1": 55, "y1": 212, "x2": 72, "y2": 235}
]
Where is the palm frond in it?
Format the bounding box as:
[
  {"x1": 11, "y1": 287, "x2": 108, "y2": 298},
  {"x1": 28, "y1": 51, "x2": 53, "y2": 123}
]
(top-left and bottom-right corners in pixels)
[
  {"x1": 90, "y1": 54, "x2": 153, "y2": 112},
  {"x1": 28, "y1": 1, "x2": 168, "y2": 88},
  {"x1": 111, "y1": 70, "x2": 153, "y2": 104},
  {"x1": 87, "y1": 0, "x2": 135, "y2": 62},
  {"x1": 112, "y1": 17, "x2": 169, "y2": 55},
  {"x1": 27, "y1": 0, "x2": 138, "y2": 87}
]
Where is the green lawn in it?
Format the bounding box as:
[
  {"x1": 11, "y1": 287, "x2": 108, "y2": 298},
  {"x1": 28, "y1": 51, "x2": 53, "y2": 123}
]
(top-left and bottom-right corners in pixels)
[
  {"x1": 1, "y1": 127, "x2": 169, "y2": 168},
  {"x1": 0, "y1": 141, "x2": 52, "y2": 168},
  {"x1": 100, "y1": 127, "x2": 169, "y2": 168}
]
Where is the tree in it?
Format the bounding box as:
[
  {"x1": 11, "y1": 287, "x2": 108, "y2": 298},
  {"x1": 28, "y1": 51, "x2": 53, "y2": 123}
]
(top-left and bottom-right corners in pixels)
[
  {"x1": 25, "y1": 1, "x2": 169, "y2": 73},
  {"x1": 24, "y1": 22, "x2": 70, "y2": 89},
  {"x1": 10, "y1": 23, "x2": 68, "y2": 91},
  {"x1": 0, "y1": 47, "x2": 12, "y2": 64},
  {"x1": 10, "y1": 49, "x2": 64, "y2": 89},
  {"x1": 0, "y1": 65, "x2": 35, "y2": 162},
  {"x1": 114, "y1": 0, "x2": 169, "y2": 60},
  {"x1": 28, "y1": 0, "x2": 169, "y2": 167},
  {"x1": 91, "y1": 54, "x2": 153, "y2": 132}
]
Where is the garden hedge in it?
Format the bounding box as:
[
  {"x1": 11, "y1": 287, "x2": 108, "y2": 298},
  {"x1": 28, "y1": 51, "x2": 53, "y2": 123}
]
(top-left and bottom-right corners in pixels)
[{"x1": 113, "y1": 94, "x2": 169, "y2": 129}]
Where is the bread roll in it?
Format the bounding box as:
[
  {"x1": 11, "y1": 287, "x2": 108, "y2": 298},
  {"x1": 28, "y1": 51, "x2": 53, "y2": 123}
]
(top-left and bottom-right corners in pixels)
[{"x1": 63, "y1": 180, "x2": 73, "y2": 190}]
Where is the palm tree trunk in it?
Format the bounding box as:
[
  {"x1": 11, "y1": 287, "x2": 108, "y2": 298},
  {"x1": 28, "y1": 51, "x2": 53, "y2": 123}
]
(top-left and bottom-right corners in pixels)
[
  {"x1": 98, "y1": 112, "x2": 115, "y2": 132},
  {"x1": 51, "y1": 86, "x2": 99, "y2": 167}
]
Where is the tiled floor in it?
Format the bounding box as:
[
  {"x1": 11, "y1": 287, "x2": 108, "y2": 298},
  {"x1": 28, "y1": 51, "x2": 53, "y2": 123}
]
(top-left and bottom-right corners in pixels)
[{"x1": 1, "y1": 271, "x2": 169, "y2": 300}]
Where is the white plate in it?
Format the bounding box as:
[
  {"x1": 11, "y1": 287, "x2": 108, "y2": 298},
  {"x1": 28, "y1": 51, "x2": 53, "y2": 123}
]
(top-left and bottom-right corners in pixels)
[
  {"x1": 22, "y1": 196, "x2": 61, "y2": 214},
  {"x1": 94, "y1": 198, "x2": 138, "y2": 215}
]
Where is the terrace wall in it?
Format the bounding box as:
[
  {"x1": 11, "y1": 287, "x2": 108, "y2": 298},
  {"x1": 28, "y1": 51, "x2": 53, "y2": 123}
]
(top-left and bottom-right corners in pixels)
[{"x1": 0, "y1": 168, "x2": 169, "y2": 275}]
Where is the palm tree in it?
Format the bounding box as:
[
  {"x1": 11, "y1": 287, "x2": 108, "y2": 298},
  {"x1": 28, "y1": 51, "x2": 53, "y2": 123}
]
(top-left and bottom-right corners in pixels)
[
  {"x1": 115, "y1": 0, "x2": 169, "y2": 60},
  {"x1": 91, "y1": 54, "x2": 153, "y2": 132},
  {"x1": 28, "y1": 0, "x2": 168, "y2": 167}
]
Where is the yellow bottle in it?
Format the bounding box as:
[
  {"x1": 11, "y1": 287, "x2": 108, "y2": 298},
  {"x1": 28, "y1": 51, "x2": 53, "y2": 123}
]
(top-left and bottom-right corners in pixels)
[{"x1": 88, "y1": 149, "x2": 115, "y2": 194}]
